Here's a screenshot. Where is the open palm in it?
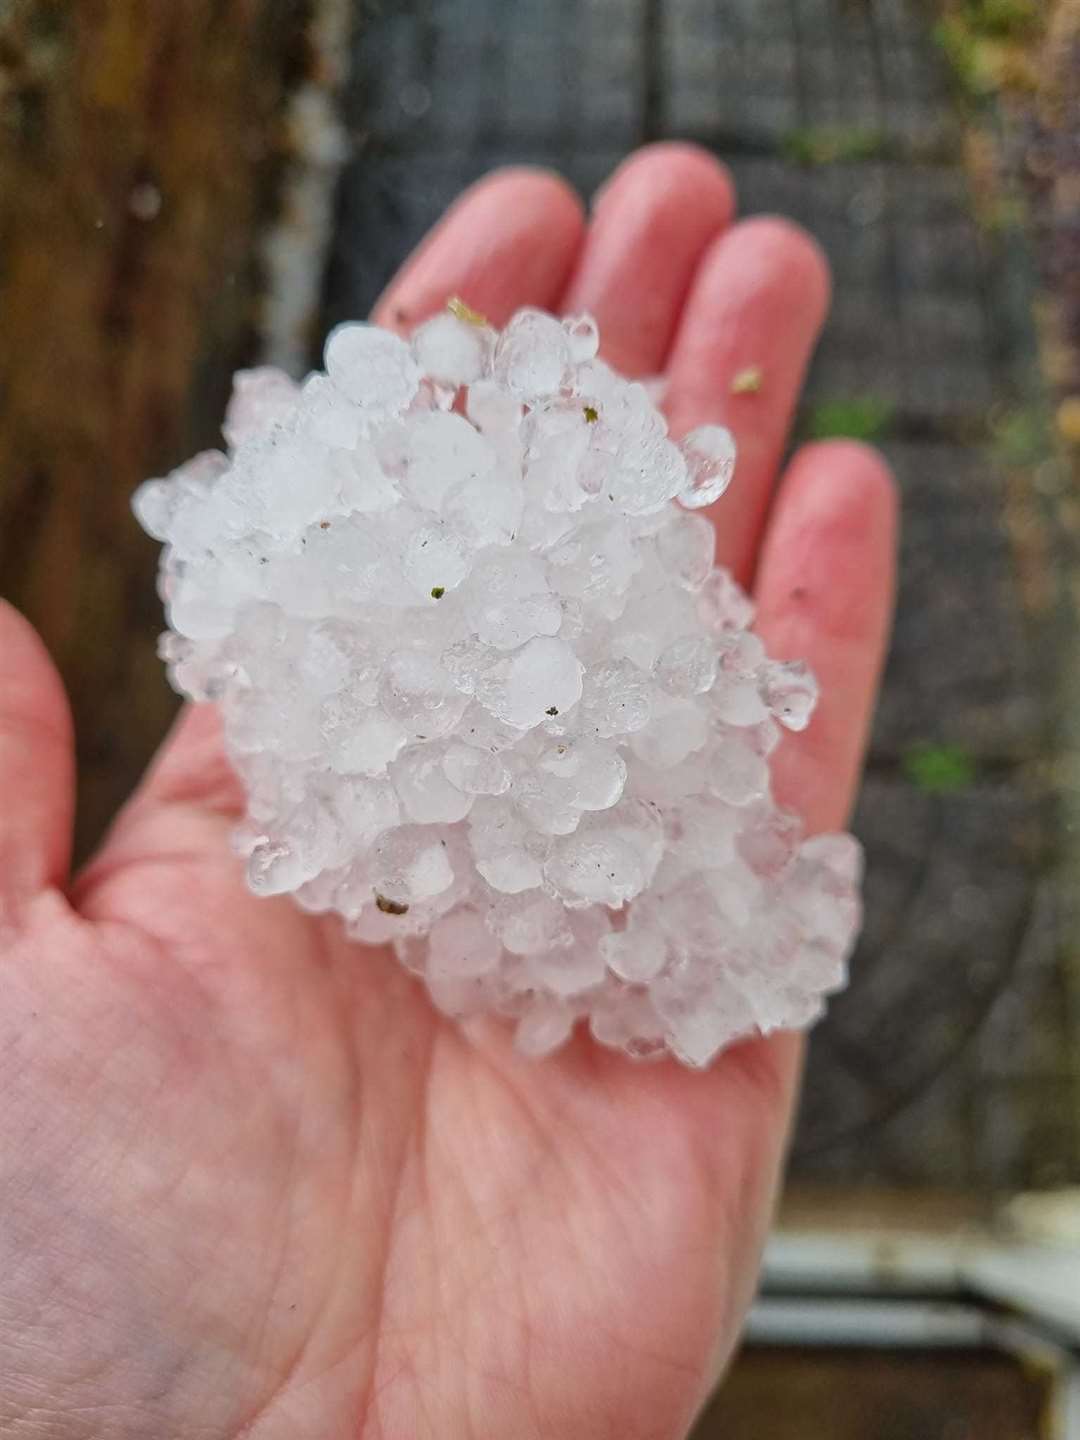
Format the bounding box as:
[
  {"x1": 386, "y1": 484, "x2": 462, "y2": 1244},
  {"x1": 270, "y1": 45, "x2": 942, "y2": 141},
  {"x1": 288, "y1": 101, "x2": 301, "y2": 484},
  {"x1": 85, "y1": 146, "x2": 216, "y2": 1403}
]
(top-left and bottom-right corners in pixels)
[{"x1": 0, "y1": 146, "x2": 895, "y2": 1440}]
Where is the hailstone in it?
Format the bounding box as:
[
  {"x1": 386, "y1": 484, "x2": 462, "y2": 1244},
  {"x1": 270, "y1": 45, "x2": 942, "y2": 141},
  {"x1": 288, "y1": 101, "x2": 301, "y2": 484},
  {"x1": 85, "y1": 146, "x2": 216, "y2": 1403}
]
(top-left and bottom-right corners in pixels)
[{"x1": 134, "y1": 302, "x2": 862, "y2": 1068}]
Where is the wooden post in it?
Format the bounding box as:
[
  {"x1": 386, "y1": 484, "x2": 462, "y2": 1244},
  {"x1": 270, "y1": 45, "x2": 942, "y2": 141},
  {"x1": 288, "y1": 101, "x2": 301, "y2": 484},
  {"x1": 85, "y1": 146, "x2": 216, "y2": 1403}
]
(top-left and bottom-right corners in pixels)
[{"x1": 0, "y1": 0, "x2": 310, "y2": 852}]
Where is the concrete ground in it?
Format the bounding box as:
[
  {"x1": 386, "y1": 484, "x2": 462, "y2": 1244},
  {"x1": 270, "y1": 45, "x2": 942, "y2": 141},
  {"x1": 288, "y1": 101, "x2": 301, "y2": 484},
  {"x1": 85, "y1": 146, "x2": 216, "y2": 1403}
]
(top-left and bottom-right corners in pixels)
[{"x1": 323, "y1": 0, "x2": 1080, "y2": 1192}]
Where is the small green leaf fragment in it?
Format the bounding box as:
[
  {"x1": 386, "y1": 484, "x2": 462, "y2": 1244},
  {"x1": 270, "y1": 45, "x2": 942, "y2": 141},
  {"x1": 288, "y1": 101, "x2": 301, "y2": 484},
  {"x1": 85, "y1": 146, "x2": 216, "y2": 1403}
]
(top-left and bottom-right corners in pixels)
[
  {"x1": 903, "y1": 743, "x2": 977, "y2": 793},
  {"x1": 430, "y1": 586, "x2": 446, "y2": 600},
  {"x1": 447, "y1": 295, "x2": 487, "y2": 326},
  {"x1": 545, "y1": 706, "x2": 559, "y2": 716},
  {"x1": 806, "y1": 395, "x2": 894, "y2": 442},
  {"x1": 583, "y1": 404, "x2": 599, "y2": 423},
  {"x1": 731, "y1": 366, "x2": 763, "y2": 395},
  {"x1": 781, "y1": 125, "x2": 889, "y2": 167}
]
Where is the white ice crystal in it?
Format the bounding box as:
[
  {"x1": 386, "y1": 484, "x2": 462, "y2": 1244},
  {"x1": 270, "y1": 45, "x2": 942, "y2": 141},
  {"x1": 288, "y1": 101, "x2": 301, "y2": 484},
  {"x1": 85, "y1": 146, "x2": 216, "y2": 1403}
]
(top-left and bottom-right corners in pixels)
[{"x1": 135, "y1": 303, "x2": 863, "y2": 1068}]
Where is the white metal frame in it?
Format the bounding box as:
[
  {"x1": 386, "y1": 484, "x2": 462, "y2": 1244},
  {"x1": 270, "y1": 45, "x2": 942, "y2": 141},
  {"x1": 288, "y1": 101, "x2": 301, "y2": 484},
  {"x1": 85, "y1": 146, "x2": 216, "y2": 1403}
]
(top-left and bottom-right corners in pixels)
[{"x1": 744, "y1": 1219, "x2": 1080, "y2": 1438}]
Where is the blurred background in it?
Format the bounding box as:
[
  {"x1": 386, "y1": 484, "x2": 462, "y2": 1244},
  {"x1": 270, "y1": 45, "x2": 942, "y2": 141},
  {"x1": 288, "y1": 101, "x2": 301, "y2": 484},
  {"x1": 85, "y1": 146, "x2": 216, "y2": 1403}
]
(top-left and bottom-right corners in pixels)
[{"x1": 2, "y1": 0, "x2": 1080, "y2": 1433}]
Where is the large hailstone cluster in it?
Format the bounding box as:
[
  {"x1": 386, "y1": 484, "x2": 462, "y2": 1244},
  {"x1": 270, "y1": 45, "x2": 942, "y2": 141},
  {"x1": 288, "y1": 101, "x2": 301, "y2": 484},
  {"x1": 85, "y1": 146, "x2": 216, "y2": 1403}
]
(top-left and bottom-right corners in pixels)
[{"x1": 134, "y1": 301, "x2": 862, "y2": 1067}]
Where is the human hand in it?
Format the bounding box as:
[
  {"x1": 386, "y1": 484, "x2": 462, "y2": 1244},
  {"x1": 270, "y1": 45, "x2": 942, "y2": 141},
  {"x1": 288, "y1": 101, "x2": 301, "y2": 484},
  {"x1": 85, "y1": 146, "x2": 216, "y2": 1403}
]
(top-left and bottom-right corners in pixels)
[{"x1": 0, "y1": 144, "x2": 896, "y2": 1440}]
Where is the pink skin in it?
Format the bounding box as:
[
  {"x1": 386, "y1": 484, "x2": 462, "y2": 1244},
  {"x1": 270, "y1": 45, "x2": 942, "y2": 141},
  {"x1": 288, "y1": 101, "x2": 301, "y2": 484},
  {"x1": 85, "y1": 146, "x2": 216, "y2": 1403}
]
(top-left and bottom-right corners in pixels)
[{"x1": 0, "y1": 145, "x2": 897, "y2": 1440}]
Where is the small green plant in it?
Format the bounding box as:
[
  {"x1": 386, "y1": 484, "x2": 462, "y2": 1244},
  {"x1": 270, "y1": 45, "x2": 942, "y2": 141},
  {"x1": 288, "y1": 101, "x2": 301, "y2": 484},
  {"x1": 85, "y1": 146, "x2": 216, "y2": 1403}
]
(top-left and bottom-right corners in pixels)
[
  {"x1": 960, "y1": 0, "x2": 1040, "y2": 40},
  {"x1": 781, "y1": 126, "x2": 889, "y2": 167},
  {"x1": 989, "y1": 407, "x2": 1051, "y2": 467},
  {"x1": 804, "y1": 395, "x2": 895, "y2": 443},
  {"x1": 903, "y1": 743, "x2": 977, "y2": 793},
  {"x1": 447, "y1": 295, "x2": 487, "y2": 326},
  {"x1": 933, "y1": 1, "x2": 1042, "y2": 98}
]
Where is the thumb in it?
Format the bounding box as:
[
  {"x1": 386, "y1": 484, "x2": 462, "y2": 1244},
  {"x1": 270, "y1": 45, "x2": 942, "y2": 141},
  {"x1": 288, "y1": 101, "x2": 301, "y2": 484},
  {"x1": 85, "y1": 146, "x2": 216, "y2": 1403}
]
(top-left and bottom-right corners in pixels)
[{"x1": 0, "y1": 601, "x2": 75, "y2": 910}]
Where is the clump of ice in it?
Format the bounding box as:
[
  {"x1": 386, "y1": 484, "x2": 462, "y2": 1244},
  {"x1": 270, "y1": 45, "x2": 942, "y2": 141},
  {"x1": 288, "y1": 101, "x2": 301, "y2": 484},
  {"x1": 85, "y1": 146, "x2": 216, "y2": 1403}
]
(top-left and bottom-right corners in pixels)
[{"x1": 135, "y1": 303, "x2": 862, "y2": 1068}]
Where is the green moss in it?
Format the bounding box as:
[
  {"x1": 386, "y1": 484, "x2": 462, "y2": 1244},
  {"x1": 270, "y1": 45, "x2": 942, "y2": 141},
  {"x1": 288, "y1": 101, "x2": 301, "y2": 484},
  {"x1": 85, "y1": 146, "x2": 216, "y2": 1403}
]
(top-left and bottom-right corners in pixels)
[
  {"x1": 804, "y1": 395, "x2": 895, "y2": 443},
  {"x1": 903, "y1": 743, "x2": 977, "y2": 793}
]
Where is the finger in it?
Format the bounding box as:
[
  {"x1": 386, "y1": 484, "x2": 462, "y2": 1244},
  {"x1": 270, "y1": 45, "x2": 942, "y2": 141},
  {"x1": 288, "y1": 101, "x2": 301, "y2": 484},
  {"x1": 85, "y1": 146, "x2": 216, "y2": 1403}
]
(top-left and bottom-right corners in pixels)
[
  {"x1": 0, "y1": 601, "x2": 75, "y2": 906},
  {"x1": 752, "y1": 440, "x2": 899, "y2": 833},
  {"x1": 559, "y1": 143, "x2": 735, "y2": 377},
  {"x1": 372, "y1": 167, "x2": 585, "y2": 333},
  {"x1": 664, "y1": 218, "x2": 831, "y2": 585},
  {"x1": 117, "y1": 701, "x2": 245, "y2": 820},
  {"x1": 666, "y1": 436, "x2": 895, "y2": 1380}
]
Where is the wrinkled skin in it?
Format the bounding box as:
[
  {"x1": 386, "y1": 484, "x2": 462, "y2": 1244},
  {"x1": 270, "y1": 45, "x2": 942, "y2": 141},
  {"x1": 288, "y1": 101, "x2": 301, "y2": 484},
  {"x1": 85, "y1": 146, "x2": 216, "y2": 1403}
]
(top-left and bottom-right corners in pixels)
[{"x1": 0, "y1": 147, "x2": 896, "y2": 1439}]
